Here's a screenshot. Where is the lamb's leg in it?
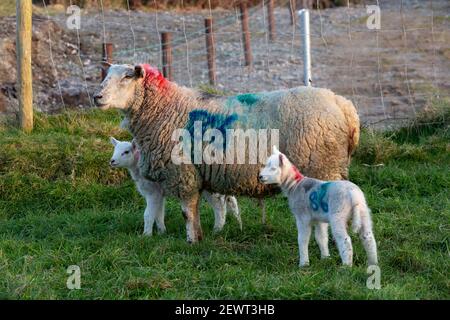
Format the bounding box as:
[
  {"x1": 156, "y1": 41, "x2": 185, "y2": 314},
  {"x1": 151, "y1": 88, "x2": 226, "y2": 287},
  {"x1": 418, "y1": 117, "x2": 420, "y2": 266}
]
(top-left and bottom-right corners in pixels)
[
  {"x1": 314, "y1": 222, "x2": 330, "y2": 259},
  {"x1": 202, "y1": 191, "x2": 226, "y2": 232},
  {"x1": 154, "y1": 195, "x2": 166, "y2": 234},
  {"x1": 358, "y1": 213, "x2": 378, "y2": 265},
  {"x1": 143, "y1": 192, "x2": 165, "y2": 236},
  {"x1": 259, "y1": 199, "x2": 266, "y2": 224},
  {"x1": 295, "y1": 215, "x2": 312, "y2": 267},
  {"x1": 181, "y1": 193, "x2": 203, "y2": 243},
  {"x1": 330, "y1": 218, "x2": 353, "y2": 266}
]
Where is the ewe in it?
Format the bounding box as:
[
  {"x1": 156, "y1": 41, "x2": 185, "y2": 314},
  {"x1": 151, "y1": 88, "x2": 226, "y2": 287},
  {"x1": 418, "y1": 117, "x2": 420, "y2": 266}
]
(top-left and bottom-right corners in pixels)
[{"x1": 95, "y1": 64, "x2": 360, "y2": 243}]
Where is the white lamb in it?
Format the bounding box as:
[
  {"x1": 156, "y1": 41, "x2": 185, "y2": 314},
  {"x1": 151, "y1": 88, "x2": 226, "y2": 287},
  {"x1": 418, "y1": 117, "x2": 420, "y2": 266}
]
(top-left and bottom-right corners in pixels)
[
  {"x1": 259, "y1": 146, "x2": 378, "y2": 267},
  {"x1": 109, "y1": 137, "x2": 242, "y2": 235}
]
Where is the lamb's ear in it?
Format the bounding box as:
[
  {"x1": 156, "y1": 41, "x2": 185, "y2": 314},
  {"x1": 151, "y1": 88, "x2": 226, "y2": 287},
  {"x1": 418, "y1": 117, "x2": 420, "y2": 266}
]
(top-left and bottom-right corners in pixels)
[
  {"x1": 134, "y1": 65, "x2": 145, "y2": 78},
  {"x1": 131, "y1": 139, "x2": 137, "y2": 151},
  {"x1": 272, "y1": 145, "x2": 280, "y2": 154},
  {"x1": 278, "y1": 153, "x2": 284, "y2": 167},
  {"x1": 110, "y1": 137, "x2": 119, "y2": 146}
]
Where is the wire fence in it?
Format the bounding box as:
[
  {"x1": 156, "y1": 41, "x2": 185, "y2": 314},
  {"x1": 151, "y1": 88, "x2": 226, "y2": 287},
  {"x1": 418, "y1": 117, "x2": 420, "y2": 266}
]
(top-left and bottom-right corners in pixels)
[{"x1": 3, "y1": 0, "x2": 450, "y2": 129}]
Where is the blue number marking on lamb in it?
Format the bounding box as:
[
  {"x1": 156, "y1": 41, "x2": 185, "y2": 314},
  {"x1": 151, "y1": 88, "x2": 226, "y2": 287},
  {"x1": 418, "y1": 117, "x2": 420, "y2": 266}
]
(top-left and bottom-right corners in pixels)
[{"x1": 309, "y1": 182, "x2": 332, "y2": 212}]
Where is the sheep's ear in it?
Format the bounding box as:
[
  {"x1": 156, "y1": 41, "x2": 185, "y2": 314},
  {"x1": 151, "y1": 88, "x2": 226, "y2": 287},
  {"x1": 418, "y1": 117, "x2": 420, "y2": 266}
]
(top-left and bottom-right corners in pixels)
[
  {"x1": 110, "y1": 137, "x2": 119, "y2": 146},
  {"x1": 134, "y1": 65, "x2": 145, "y2": 78},
  {"x1": 272, "y1": 145, "x2": 280, "y2": 154},
  {"x1": 278, "y1": 153, "x2": 284, "y2": 167},
  {"x1": 101, "y1": 61, "x2": 112, "y2": 71},
  {"x1": 131, "y1": 139, "x2": 137, "y2": 151}
]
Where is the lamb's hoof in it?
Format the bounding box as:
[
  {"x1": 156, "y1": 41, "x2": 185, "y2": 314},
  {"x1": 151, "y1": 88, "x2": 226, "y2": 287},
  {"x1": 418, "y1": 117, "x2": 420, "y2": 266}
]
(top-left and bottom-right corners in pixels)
[
  {"x1": 299, "y1": 262, "x2": 310, "y2": 268},
  {"x1": 321, "y1": 255, "x2": 331, "y2": 260},
  {"x1": 143, "y1": 230, "x2": 153, "y2": 237},
  {"x1": 157, "y1": 228, "x2": 166, "y2": 235}
]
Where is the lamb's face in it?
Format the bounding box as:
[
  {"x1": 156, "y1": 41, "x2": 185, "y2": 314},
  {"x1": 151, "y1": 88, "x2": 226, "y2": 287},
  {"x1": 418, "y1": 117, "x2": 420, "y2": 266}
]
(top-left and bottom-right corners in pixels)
[
  {"x1": 109, "y1": 137, "x2": 136, "y2": 169},
  {"x1": 259, "y1": 153, "x2": 282, "y2": 184},
  {"x1": 94, "y1": 64, "x2": 144, "y2": 110}
]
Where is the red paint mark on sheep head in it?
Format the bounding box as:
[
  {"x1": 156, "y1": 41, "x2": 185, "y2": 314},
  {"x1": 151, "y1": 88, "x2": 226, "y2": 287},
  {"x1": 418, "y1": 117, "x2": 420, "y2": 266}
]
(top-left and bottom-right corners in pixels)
[{"x1": 140, "y1": 64, "x2": 168, "y2": 90}]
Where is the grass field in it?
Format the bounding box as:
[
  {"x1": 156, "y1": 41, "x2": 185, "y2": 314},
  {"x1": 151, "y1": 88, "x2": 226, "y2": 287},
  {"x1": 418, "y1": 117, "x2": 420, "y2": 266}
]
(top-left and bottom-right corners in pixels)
[{"x1": 0, "y1": 100, "x2": 449, "y2": 299}]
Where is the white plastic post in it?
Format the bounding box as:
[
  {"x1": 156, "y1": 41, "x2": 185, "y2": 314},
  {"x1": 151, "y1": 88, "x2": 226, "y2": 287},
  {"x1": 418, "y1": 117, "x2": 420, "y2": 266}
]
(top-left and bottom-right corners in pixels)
[{"x1": 298, "y1": 9, "x2": 312, "y2": 86}]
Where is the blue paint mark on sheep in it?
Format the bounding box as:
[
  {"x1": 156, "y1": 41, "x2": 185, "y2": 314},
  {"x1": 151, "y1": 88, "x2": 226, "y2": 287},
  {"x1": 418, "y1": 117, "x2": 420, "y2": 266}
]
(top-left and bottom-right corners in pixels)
[
  {"x1": 186, "y1": 110, "x2": 238, "y2": 148},
  {"x1": 236, "y1": 93, "x2": 260, "y2": 106},
  {"x1": 309, "y1": 182, "x2": 332, "y2": 212},
  {"x1": 226, "y1": 93, "x2": 261, "y2": 109}
]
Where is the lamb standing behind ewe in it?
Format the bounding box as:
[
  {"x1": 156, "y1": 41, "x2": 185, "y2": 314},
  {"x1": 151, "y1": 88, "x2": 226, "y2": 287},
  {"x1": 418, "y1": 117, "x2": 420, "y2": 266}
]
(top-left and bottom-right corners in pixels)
[
  {"x1": 259, "y1": 146, "x2": 378, "y2": 267},
  {"x1": 109, "y1": 137, "x2": 242, "y2": 234},
  {"x1": 94, "y1": 64, "x2": 360, "y2": 243}
]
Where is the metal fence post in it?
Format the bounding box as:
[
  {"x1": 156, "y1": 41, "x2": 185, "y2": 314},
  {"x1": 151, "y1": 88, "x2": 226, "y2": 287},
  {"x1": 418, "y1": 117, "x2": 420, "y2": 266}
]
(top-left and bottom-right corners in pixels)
[{"x1": 299, "y1": 9, "x2": 312, "y2": 86}]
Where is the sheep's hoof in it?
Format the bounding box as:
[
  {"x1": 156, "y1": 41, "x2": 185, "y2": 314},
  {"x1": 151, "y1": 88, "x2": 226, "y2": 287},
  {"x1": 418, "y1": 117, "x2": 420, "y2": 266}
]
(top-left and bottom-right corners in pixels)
[
  {"x1": 321, "y1": 255, "x2": 331, "y2": 259},
  {"x1": 143, "y1": 230, "x2": 153, "y2": 236}
]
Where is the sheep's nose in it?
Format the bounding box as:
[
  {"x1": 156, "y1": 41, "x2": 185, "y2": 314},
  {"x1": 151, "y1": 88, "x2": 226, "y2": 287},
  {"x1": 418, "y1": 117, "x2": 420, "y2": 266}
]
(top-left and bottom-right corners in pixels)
[
  {"x1": 259, "y1": 175, "x2": 264, "y2": 181},
  {"x1": 110, "y1": 159, "x2": 115, "y2": 165},
  {"x1": 93, "y1": 94, "x2": 103, "y2": 105}
]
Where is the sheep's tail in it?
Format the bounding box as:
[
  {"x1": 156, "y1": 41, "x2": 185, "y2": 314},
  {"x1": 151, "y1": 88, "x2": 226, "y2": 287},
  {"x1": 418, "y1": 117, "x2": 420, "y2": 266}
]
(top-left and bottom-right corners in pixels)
[
  {"x1": 335, "y1": 95, "x2": 360, "y2": 160},
  {"x1": 351, "y1": 189, "x2": 378, "y2": 265},
  {"x1": 350, "y1": 189, "x2": 371, "y2": 234}
]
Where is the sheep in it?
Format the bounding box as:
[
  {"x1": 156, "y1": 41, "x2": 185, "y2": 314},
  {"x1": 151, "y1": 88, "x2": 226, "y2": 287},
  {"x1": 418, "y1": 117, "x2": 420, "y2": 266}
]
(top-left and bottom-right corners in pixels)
[
  {"x1": 94, "y1": 63, "x2": 360, "y2": 243},
  {"x1": 109, "y1": 137, "x2": 242, "y2": 235},
  {"x1": 259, "y1": 146, "x2": 378, "y2": 267}
]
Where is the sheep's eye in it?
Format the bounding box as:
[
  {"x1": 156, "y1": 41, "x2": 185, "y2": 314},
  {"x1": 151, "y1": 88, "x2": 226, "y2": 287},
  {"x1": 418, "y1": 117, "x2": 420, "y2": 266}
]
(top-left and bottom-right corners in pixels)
[
  {"x1": 123, "y1": 75, "x2": 133, "y2": 81},
  {"x1": 123, "y1": 151, "x2": 130, "y2": 155},
  {"x1": 271, "y1": 167, "x2": 276, "y2": 171}
]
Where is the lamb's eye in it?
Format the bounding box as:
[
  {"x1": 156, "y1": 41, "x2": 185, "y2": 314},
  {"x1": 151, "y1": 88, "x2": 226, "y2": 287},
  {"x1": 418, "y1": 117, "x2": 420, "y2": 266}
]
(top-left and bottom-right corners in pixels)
[
  {"x1": 271, "y1": 167, "x2": 276, "y2": 171},
  {"x1": 122, "y1": 75, "x2": 133, "y2": 81},
  {"x1": 123, "y1": 151, "x2": 130, "y2": 155}
]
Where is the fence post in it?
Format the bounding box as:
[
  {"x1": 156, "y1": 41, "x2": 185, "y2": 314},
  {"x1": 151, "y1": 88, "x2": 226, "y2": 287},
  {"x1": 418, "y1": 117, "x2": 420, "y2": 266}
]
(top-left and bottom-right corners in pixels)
[
  {"x1": 161, "y1": 32, "x2": 173, "y2": 81},
  {"x1": 101, "y1": 43, "x2": 113, "y2": 81},
  {"x1": 267, "y1": 0, "x2": 276, "y2": 41},
  {"x1": 16, "y1": 0, "x2": 33, "y2": 132},
  {"x1": 288, "y1": 0, "x2": 296, "y2": 25},
  {"x1": 239, "y1": 3, "x2": 252, "y2": 66},
  {"x1": 299, "y1": 9, "x2": 311, "y2": 86},
  {"x1": 204, "y1": 18, "x2": 216, "y2": 86}
]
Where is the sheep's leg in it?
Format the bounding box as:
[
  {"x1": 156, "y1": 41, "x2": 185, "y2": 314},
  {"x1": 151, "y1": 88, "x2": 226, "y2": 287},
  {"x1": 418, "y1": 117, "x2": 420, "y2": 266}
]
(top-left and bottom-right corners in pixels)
[
  {"x1": 330, "y1": 217, "x2": 353, "y2": 266},
  {"x1": 259, "y1": 199, "x2": 266, "y2": 224},
  {"x1": 181, "y1": 194, "x2": 203, "y2": 243},
  {"x1": 314, "y1": 222, "x2": 330, "y2": 259},
  {"x1": 203, "y1": 192, "x2": 226, "y2": 232},
  {"x1": 295, "y1": 215, "x2": 312, "y2": 267}
]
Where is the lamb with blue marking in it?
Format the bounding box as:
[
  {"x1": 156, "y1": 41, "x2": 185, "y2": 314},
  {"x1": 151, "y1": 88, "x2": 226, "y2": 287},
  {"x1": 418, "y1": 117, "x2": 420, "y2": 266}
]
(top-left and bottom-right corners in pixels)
[
  {"x1": 259, "y1": 146, "x2": 378, "y2": 267},
  {"x1": 109, "y1": 137, "x2": 242, "y2": 235}
]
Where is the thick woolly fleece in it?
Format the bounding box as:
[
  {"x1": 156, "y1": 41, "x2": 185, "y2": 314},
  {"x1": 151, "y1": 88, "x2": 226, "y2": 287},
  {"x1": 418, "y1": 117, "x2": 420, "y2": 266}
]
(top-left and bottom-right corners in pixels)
[{"x1": 126, "y1": 65, "x2": 359, "y2": 202}]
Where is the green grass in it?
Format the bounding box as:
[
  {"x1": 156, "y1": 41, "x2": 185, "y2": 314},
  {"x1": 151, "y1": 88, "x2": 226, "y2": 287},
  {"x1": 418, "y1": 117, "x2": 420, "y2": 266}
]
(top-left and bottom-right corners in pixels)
[{"x1": 0, "y1": 103, "x2": 449, "y2": 300}]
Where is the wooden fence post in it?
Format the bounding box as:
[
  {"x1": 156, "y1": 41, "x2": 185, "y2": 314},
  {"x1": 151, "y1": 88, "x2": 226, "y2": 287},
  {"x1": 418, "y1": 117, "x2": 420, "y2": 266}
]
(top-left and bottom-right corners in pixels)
[
  {"x1": 204, "y1": 18, "x2": 216, "y2": 86},
  {"x1": 289, "y1": 0, "x2": 296, "y2": 25},
  {"x1": 161, "y1": 32, "x2": 173, "y2": 81},
  {"x1": 101, "y1": 43, "x2": 113, "y2": 81},
  {"x1": 239, "y1": 2, "x2": 252, "y2": 66},
  {"x1": 16, "y1": 0, "x2": 33, "y2": 132},
  {"x1": 267, "y1": 0, "x2": 276, "y2": 41}
]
